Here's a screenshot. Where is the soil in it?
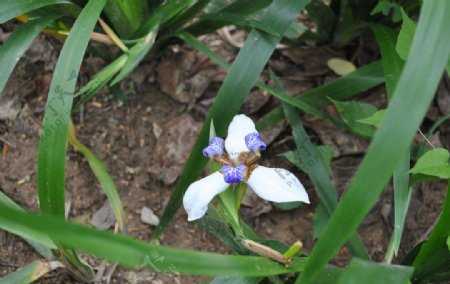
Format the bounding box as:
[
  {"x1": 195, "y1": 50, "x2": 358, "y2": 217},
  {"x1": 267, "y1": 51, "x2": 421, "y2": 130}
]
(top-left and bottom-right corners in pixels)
[{"x1": 0, "y1": 25, "x2": 449, "y2": 283}]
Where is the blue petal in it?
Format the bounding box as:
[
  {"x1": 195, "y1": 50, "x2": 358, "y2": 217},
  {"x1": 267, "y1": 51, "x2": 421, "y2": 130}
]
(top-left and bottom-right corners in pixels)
[
  {"x1": 203, "y1": 137, "x2": 224, "y2": 157},
  {"x1": 222, "y1": 165, "x2": 246, "y2": 184},
  {"x1": 245, "y1": 132, "x2": 266, "y2": 152}
]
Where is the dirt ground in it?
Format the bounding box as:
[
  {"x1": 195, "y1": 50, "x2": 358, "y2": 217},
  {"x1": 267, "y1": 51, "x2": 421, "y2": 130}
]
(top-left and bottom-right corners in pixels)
[{"x1": 0, "y1": 25, "x2": 449, "y2": 283}]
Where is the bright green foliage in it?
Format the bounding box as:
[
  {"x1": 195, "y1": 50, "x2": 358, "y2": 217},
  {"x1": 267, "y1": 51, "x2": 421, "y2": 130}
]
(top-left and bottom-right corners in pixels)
[
  {"x1": 337, "y1": 258, "x2": 414, "y2": 284},
  {"x1": 396, "y1": 8, "x2": 416, "y2": 60},
  {"x1": 409, "y1": 148, "x2": 450, "y2": 179},
  {"x1": 358, "y1": 109, "x2": 386, "y2": 128},
  {"x1": 330, "y1": 99, "x2": 378, "y2": 137}
]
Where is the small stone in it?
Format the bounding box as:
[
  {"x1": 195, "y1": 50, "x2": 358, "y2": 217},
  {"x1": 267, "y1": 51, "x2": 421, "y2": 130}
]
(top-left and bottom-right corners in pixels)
[
  {"x1": 140, "y1": 206, "x2": 160, "y2": 226},
  {"x1": 91, "y1": 201, "x2": 116, "y2": 230}
]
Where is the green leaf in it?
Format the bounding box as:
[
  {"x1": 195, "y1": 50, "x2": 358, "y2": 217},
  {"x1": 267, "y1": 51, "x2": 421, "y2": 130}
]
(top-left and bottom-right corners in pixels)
[
  {"x1": 152, "y1": 0, "x2": 312, "y2": 240},
  {"x1": 413, "y1": 183, "x2": 450, "y2": 282},
  {"x1": 372, "y1": 24, "x2": 410, "y2": 263},
  {"x1": 370, "y1": 1, "x2": 402, "y2": 22},
  {"x1": 409, "y1": 148, "x2": 450, "y2": 179},
  {"x1": 0, "y1": 203, "x2": 308, "y2": 276},
  {"x1": 312, "y1": 204, "x2": 328, "y2": 239},
  {"x1": 298, "y1": 1, "x2": 450, "y2": 282},
  {"x1": 396, "y1": 8, "x2": 416, "y2": 61},
  {"x1": 330, "y1": 99, "x2": 378, "y2": 137},
  {"x1": 358, "y1": 109, "x2": 386, "y2": 128},
  {"x1": 0, "y1": 191, "x2": 55, "y2": 258},
  {"x1": 0, "y1": 0, "x2": 71, "y2": 23},
  {"x1": 73, "y1": 54, "x2": 128, "y2": 111},
  {"x1": 280, "y1": 146, "x2": 334, "y2": 175},
  {"x1": 67, "y1": 122, "x2": 126, "y2": 232},
  {"x1": 110, "y1": 20, "x2": 159, "y2": 86},
  {"x1": 277, "y1": 75, "x2": 368, "y2": 259},
  {"x1": 210, "y1": 276, "x2": 263, "y2": 284},
  {"x1": 336, "y1": 258, "x2": 413, "y2": 284},
  {"x1": 256, "y1": 61, "x2": 385, "y2": 131},
  {"x1": 102, "y1": 0, "x2": 143, "y2": 38},
  {"x1": 38, "y1": 0, "x2": 107, "y2": 218},
  {"x1": 0, "y1": 17, "x2": 56, "y2": 94},
  {"x1": 0, "y1": 260, "x2": 63, "y2": 284}
]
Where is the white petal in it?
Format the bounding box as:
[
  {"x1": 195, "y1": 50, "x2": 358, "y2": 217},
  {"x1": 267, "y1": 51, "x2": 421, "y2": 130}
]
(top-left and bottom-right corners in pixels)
[
  {"x1": 247, "y1": 166, "x2": 309, "y2": 203},
  {"x1": 183, "y1": 172, "x2": 229, "y2": 221},
  {"x1": 225, "y1": 114, "x2": 257, "y2": 161}
]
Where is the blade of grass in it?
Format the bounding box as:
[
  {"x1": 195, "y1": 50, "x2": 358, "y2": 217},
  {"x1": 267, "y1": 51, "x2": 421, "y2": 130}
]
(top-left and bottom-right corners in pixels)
[
  {"x1": 37, "y1": 0, "x2": 106, "y2": 218},
  {"x1": 277, "y1": 75, "x2": 368, "y2": 259},
  {"x1": 37, "y1": 0, "x2": 106, "y2": 280},
  {"x1": 298, "y1": 1, "x2": 450, "y2": 282},
  {"x1": 185, "y1": 0, "x2": 272, "y2": 36},
  {"x1": 72, "y1": 54, "x2": 127, "y2": 111},
  {"x1": 0, "y1": 17, "x2": 56, "y2": 94},
  {"x1": 110, "y1": 19, "x2": 159, "y2": 86},
  {"x1": 0, "y1": 0, "x2": 71, "y2": 23},
  {"x1": 371, "y1": 24, "x2": 411, "y2": 263},
  {"x1": 0, "y1": 203, "x2": 308, "y2": 276},
  {"x1": 336, "y1": 258, "x2": 413, "y2": 284},
  {"x1": 67, "y1": 121, "x2": 126, "y2": 232},
  {"x1": 152, "y1": 0, "x2": 311, "y2": 240},
  {"x1": 102, "y1": 0, "x2": 142, "y2": 38},
  {"x1": 0, "y1": 260, "x2": 63, "y2": 284},
  {"x1": 0, "y1": 191, "x2": 55, "y2": 258}
]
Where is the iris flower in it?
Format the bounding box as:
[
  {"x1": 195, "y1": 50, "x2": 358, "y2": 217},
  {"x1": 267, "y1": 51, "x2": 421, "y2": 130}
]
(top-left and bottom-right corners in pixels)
[{"x1": 183, "y1": 114, "x2": 309, "y2": 221}]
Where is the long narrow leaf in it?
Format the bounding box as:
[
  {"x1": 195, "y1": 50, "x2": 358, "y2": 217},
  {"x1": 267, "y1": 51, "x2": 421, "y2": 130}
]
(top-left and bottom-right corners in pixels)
[
  {"x1": 0, "y1": 260, "x2": 63, "y2": 284},
  {"x1": 0, "y1": 0, "x2": 70, "y2": 23},
  {"x1": 37, "y1": 0, "x2": 106, "y2": 217},
  {"x1": 336, "y1": 258, "x2": 413, "y2": 284},
  {"x1": 298, "y1": 1, "x2": 450, "y2": 282},
  {"x1": 152, "y1": 0, "x2": 311, "y2": 239},
  {"x1": 67, "y1": 122, "x2": 126, "y2": 232},
  {"x1": 0, "y1": 203, "x2": 307, "y2": 276},
  {"x1": 0, "y1": 191, "x2": 55, "y2": 258},
  {"x1": 0, "y1": 17, "x2": 56, "y2": 93},
  {"x1": 371, "y1": 25, "x2": 411, "y2": 262},
  {"x1": 278, "y1": 77, "x2": 368, "y2": 259}
]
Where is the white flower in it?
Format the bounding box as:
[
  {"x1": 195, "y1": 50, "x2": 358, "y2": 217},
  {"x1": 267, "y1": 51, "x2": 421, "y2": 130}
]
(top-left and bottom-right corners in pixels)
[{"x1": 183, "y1": 114, "x2": 309, "y2": 221}]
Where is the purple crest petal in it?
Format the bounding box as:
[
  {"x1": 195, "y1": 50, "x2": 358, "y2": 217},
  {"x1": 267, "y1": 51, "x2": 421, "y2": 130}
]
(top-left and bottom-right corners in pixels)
[
  {"x1": 222, "y1": 165, "x2": 246, "y2": 184},
  {"x1": 203, "y1": 137, "x2": 224, "y2": 157},
  {"x1": 245, "y1": 132, "x2": 266, "y2": 152}
]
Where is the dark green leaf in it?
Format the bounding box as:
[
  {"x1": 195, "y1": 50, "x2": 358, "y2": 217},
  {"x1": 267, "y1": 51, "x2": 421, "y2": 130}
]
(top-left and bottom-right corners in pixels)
[
  {"x1": 0, "y1": 17, "x2": 56, "y2": 94},
  {"x1": 0, "y1": 0, "x2": 70, "y2": 23},
  {"x1": 330, "y1": 99, "x2": 378, "y2": 137}
]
